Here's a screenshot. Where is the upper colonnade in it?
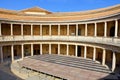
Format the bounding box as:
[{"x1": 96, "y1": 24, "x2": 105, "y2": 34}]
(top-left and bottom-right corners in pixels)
[{"x1": 0, "y1": 5, "x2": 120, "y2": 49}]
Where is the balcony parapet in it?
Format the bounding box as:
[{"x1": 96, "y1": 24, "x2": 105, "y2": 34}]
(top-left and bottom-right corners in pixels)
[{"x1": 0, "y1": 35, "x2": 120, "y2": 47}]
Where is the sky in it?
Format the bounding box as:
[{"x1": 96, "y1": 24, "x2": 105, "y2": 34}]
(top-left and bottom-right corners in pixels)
[{"x1": 0, "y1": 0, "x2": 120, "y2": 12}]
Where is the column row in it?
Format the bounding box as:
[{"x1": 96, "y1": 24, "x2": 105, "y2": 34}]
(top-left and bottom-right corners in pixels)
[
  {"x1": 0, "y1": 20, "x2": 119, "y2": 37},
  {"x1": 0, "y1": 44, "x2": 117, "y2": 71}
]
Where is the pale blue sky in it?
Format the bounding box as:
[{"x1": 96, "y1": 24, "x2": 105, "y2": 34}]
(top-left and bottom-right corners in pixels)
[{"x1": 0, "y1": 0, "x2": 120, "y2": 12}]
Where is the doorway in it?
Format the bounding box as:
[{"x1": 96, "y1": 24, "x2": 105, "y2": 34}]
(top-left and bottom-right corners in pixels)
[
  {"x1": 110, "y1": 26, "x2": 115, "y2": 37},
  {"x1": 77, "y1": 46, "x2": 81, "y2": 57},
  {"x1": 78, "y1": 29, "x2": 81, "y2": 36}
]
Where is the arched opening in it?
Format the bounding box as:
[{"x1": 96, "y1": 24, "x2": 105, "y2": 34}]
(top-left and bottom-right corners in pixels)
[{"x1": 110, "y1": 26, "x2": 115, "y2": 37}]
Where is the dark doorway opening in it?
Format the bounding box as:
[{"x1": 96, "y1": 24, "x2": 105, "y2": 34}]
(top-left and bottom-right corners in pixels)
[
  {"x1": 34, "y1": 50, "x2": 40, "y2": 55},
  {"x1": 110, "y1": 26, "x2": 115, "y2": 37},
  {"x1": 14, "y1": 49, "x2": 17, "y2": 56},
  {"x1": 77, "y1": 46, "x2": 81, "y2": 57},
  {"x1": 78, "y1": 29, "x2": 81, "y2": 36}
]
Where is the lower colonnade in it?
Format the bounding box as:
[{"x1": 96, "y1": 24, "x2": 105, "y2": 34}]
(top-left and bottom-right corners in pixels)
[{"x1": 0, "y1": 42, "x2": 119, "y2": 72}]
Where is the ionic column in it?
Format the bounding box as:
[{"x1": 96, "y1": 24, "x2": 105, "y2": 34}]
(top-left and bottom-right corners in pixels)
[
  {"x1": 31, "y1": 44, "x2": 33, "y2": 56},
  {"x1": 11, "y1": 45, "x2": 14, "y2": 62},
  {"x1": 115, "y1": 20, "x2": 118, "y2": 37},
  {"x1": 49, "y1": 44, "x2": 51, "y2": 54},
  {"x1": 75, "y1": 45, "x2": 78, "y2": 57},
  {"x1": 102, "y1": 49, "x2": 106, "y2": 66},
  {"x1": 21, "y1": 44, "x2": 24, "y2": 60},
  {"x1": 58, "y1": 24, "x2": 60, "y2": 36},
  {"x1": 49, "y1": 24, "x2": 51, "y2": 36},
  {"x1": 58, "y1": 44, "x2": 60, "y2": 55},
  {"x1": 84, "y1": 46, "x2": 87, "y2": 59},
  {"x1": 0, "y1": 23, "x2": 1, "y2": 36},
  {"x1": 112, "y1": 52, "x2": 116, "y2": 72},
  {"x1": 40, "y1": 24, "x2": 42, "y2": 36},
  {"x1": 93, "y1": 47, "x2": 96, "y2": 61},
  {"x1": 67, "y1": 24, "x2": 69, "y2": 36},
  {"x1": 66, "y1": 44, "x2": 69, "y2": 56},
  {"x1": 40, "y1": 44, "x2": 42, "y2": 55},
  {"x1": 11, "y1": 24, "x2": 13, "y2": 36},
  {"x1": 104, "y1": 22, "x2": 107, "y2": 37},
  {"x1": 21, "y1": 24, "x2": 23, "y2": 36},
  {"x1": 31, "y1": 24, "x2": 33, "y2": 36},
  {"x1": 76, "y1": 24, "x2": 78, "y2": 36},
  {"x1": 85, "y1": 24, "x2": 87, "y2": 36},
  {"x1": 0, "y1": 46, "x2": 3, "y2": 63},
  {"x1": 94, "y1": 23, "x2": 97, "y2": 37}
]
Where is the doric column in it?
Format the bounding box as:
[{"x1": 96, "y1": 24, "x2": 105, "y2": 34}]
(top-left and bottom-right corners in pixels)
[
  {"x1": 112, "y1": 52, "x2": 116, "y2": 72},
  {"x1": 75, "y1": 45, "x2": 78, "y2": 57},
  {"x1": 58, "y1": 44, "x2": 60, "y2": 55},
  {"x1": 58, "y1": 24, "x2": 60, "y2": 36},
  {"x1": 94, "y1": 23, "x2": 97, "y2": 37},
  {"x1": 104, "y1": 22, "x2": 107, "y2": 37},
  {"x1": 85, "y1": 24, "x2": 87, "y2": 36},
  {"x1": 11, "y1": 45, "x2": 14, "y2": 62},
  {"x1": 102, "y1": 49, "x2": 106, "y2": 66},
  {"x1": 115, "y1": 20, "x2": 118, "y2": 37},
  {"x1": 49, "y1": 24, "x2": 51, "y2": 36},
  {"x1": 0, "y1": 23, "x2": 1, "y2": 36},
  {"x1": 84, "y1": 46, "x2": 87, "y2": 59},
  {"x1": 21, "y1": 24, "x2": 23, "y2": 36},
  {"x1": 21, "y1": 44, "x2": 24, "y2": 60},
  {"x1": 40, "y1": 24, "x2": 42, "y2": 36},
  {"x1": 49, "y1": 44, "x2": 51, "y2": 54},
  {"x1": 66, "y1": 44, "x2": 69, "y2": 56},
  {"x1": 0, "y1": 46, "x2": 3, "y2": 63},
  {"x1": 76, "y1": 24, "x2": 78, "y2": 36},
  {"x1": 93, "y1": 47, "x2": 96, "y2": 61},
  {"x1": 67, "y1": 24, "x2": 69, "y2": 36},
  {"x1": 40, "y1": 44, "x2": 42, "y2": 55},
  {"x1": 31, "y1": 24, "x2": 33, "y2": 36},
  {"x1": 31, "y1": 44, "x2": 33, "y2": 56},
  {"x1": 11, "y1": 24, "x2": 13, "y2": 36}
]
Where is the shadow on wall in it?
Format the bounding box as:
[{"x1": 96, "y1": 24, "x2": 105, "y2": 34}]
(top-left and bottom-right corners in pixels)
[
  {"x1": 98, "y1": 73, "x2": 120, "y2": 80},
  {"x1": 0, "y1": 62, "x2": 22, "y2": 80}
]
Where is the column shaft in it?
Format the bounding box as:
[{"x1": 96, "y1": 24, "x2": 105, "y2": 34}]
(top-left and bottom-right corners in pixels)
[
  {"x1": 76, "y1": 24, "x2": 78, "y2": 36},
  {"x1": 49, "y1": 24, "x2": 51, "y2": 36},
  {"x1": 84, "y1": 46, "x2": 87, "y2": 59},
  {"x1": 112, "y1": 52, "x2": 116, "y2": 72},
  {"x1": 67, "y1": 24, "x2": 69, "y2": 36},
  {"x1": 40, "y1": 44, "x2": 42, "y2": 55},
  {"x1": 75, "y1": 45, "x2": 78, "y2": 57},
  {"x1": 31, "y1": 24, "x2": 33, "y2": 36},
  {"x1": 93, "y1": 47, "x2": 96, "y2": 61},
  {"x1": 115, "y1": 20, "x2": 118, "y2": 37},
  {"x1": 58, "y1": 24, "x2": 60, "y2": 36},
  {"x1": 40, "y1": 24, "x2": 42, "y2": 36},
  {"x1": 85, "y1": 24, "x2": 87, "y2": 36},
  {"x1": 0, "y1": 46, "x2": 3, "y2": 63},
  {"x1": 58, "y1": 44, "x2": 60, "y2": 55},
  {"x1": 31, "y1": 44, "x2": 33, "y2": 56},
  {"x1": 94, "y1": 23, "x2": 97, "y2": 37},
  {"x1": 21, "y1": 24, "x2": 23, "y2": 36},
  {"x1": 11, "y1": 24, "x2": 13, "y2": 36},
  {"x1": 104, "y1": 22, "x2": 107, "y2": 37},
  {"x1": 66, "y1": 44, "x2": 69, "y2": 56},
  {"x1": 11, "y1": 45, "x2": 14, "y2": 61},
  {"x1": 21, "y1": 44, "x2": 24, "y2": 60},
  {"x1": 102, "y1": 49, "x2": 106, "y2": 66},
  {"x1": 49, "y1": 44, "x2": 51, "y2": 54}
]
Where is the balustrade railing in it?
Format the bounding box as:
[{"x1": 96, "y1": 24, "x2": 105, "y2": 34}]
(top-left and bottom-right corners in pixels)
[{"x1": 0, "y1": 35, "x2": 120, "y2": 46}]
